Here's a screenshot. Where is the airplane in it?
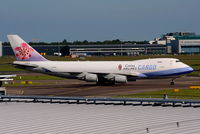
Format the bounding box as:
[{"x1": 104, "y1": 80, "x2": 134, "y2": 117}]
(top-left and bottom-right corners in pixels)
[
  {"x1": 0, "y1": 74, "x2": 16, "y2": 87},
  {"x1": 7, "y1": 35, "x2": 194, "y2": 85}
]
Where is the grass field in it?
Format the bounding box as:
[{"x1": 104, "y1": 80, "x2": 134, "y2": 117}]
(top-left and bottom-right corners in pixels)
[
  {"x1": 14, "y1": 74, "x2": 65, "y2": 80},
  {"x1": 116, "y1": 88, "x2": 200, "y2": 99}
]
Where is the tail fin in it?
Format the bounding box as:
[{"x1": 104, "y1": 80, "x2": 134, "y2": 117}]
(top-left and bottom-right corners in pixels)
[{"x1": 7, "y1": 35, "x2": 47, "y2": 61}]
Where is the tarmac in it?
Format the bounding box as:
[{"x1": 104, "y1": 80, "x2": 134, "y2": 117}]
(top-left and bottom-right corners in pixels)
[{"x1": 6, "y1": 74, "x2": 199, "y2": 97}]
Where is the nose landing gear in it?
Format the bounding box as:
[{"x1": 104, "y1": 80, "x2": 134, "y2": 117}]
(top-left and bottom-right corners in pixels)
[{"x1": 170, "y1": 79, "x2": 176, "y2": 85}]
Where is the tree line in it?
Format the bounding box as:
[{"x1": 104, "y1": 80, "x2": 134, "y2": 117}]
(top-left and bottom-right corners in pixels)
[{"x1": 2, "y1": 39, "x2": 149, "y2": 46}]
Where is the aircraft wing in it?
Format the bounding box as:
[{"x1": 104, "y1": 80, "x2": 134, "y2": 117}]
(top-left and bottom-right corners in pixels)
[
  {"x1": 129, "y1": 72, "x2": 147, "y2": 77},
  {"x1": 75, "y1": 71, "x2": 146, "y2": 83}
]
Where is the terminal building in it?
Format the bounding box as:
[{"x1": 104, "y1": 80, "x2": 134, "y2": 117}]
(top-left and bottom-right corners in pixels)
[
  {"x1": 170, "y1": 35, "x2": 200, "y2": 54},
  {"x1": 61, "y1": 44, "x2": 167, "y2": 56},
  {"x1": 150, "y1": 32, "x2": 200, "y2": 54}
]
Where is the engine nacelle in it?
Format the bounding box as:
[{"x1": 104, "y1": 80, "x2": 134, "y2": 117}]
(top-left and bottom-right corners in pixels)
[
  {"x1": 85, "y1": 73, "x2": 98, "y2": 82},
  {"x1": 114, "y1": 75, "x2": 127, "y2": 83}
]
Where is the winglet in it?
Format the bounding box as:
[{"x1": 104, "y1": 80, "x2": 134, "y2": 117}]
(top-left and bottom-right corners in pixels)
[{"x1": 7, "y1": 35, "x2": 47, "y2": 61}]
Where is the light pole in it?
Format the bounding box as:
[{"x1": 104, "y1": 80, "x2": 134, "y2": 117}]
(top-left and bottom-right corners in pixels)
[{"x1": 120, "y1": 42, "x2": 122, "y2": 56}]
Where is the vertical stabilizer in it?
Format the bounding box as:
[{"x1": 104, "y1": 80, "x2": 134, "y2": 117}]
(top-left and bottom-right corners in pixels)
[{"x1": 7, "y1": 35, "x2": 47, "y2": 61}]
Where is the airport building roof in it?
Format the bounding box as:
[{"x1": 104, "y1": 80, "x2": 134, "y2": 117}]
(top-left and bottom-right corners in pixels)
[
  {"x1": 1, "y1": 102, "x2": 200, "y2": 134},
  {"x1": 174, "y1": 35, "x2": 200, "y2": 40}
]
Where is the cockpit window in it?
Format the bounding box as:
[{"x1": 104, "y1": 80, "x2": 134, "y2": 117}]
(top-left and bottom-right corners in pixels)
[{"x1": 176, "y1": 60, "x2": 181, "y2": 62}]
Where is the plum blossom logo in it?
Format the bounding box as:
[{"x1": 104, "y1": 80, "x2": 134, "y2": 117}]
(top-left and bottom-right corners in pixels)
[
  {"x1": 118, "y1": 64, "x2": 122, "y2": 70},
  {"x1": 14, "y1": 43, "x2": 34, "y2": 60}
]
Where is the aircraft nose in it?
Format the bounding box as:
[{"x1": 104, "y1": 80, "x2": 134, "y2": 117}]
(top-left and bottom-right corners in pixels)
[
  {"x1": 184, "y1": 65, "x2": 194, "y2": 73},
  {"x1": 188, "y1": 66, "x2": 194, "y2": 73},
  {"x1": 181, "y1": 62, "x2": 194, "y2": 74}
]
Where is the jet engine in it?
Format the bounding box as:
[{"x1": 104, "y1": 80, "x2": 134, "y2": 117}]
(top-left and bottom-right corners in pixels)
[
  {"x1": 85, "y1": 73, "x2": 98, "y2": 82},
  {"x1": 77, "y1": 73, "x2": 98, "y2": 82},
  {"x1": 104, "y1": 74, "x2": 127, "y2": 83},
  {"x1": 114, "y1": 75, "x2": 127, "y2": 83}
]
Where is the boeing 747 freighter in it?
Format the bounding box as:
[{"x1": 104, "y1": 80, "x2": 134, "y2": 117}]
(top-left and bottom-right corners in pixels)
[{"x1": 7, "y1": 35, "x2": 193, "y2": 85}]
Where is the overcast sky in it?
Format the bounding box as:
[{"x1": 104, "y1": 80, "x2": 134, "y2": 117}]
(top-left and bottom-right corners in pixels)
[{"x1": 0, "y1": 0, "x2": 200, "y2": 42}]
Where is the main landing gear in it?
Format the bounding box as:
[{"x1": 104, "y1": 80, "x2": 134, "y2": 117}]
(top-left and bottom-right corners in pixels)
[
  {"x1": 96, "y1": 80, "x2": 115, "y2": 86},
  {"x1": 96, "y1": 77, "x2": 115, "y2": 86}
]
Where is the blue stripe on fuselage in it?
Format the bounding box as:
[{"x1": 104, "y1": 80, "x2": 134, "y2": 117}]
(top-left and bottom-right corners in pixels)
[{"x1": 143, "y1": 67, "x2": 193, "y2": 77}]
